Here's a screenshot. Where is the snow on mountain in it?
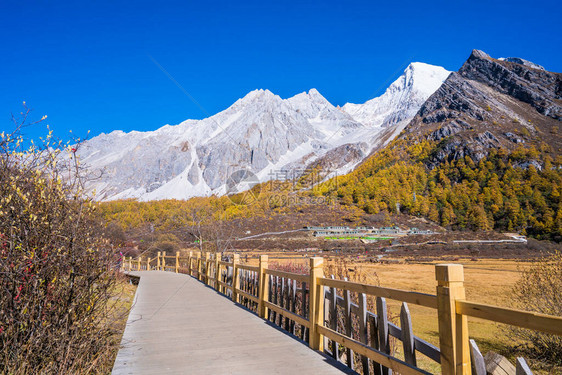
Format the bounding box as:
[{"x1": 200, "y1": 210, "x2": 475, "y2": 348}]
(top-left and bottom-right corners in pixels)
[
  {"x1": 342, "y1": 62, "x2": 451, "y2": 128},
  {"x1": 498, "y1": 57, "x2": 545, "y2": 71},
  {"x1": 78, "y1": 63, "x2": 450, "y2": 201},
  {"x1": 308, "y1": 62, "x2": 451, "y2": 176}
]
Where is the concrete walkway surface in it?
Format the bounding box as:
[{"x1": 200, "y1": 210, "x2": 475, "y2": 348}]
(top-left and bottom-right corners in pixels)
[{"x1": 112, "y1": 271, "x2": 350, "y2": 375}]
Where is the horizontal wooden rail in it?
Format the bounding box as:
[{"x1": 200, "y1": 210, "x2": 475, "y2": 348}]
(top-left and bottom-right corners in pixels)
[
  {"x1": 218, "y1": 261, "x2": 233, "y2": 267},
  {"x1": 264, "y1": 301, "x2": 310, "y2": 328},
  {"x1": 317, "y1": 325, "x2": 431, "y2": 375},
  {"x1": 319, "y1": 277, "x2": 438, "y2": 309},
  {"x1": 237, "y1": 264, "x2": 259, "y2": 272},
  {"x1": 265, "y1": 268, "x2": 309, "y2": 283},
  {"x1": 217, "y1": 280, "x2": 233, "y2": 290},
  {"x1": 456, "y1": 300, "x2": 562, "y2": 336},
  {"x1": 323, "y1": 289, "x2": 440, "y2": 362},
  {"x1": 236, "y1": 289, "x2": 259, "y2": 303}
]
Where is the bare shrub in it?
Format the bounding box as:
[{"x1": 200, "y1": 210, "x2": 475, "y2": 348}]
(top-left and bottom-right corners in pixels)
[
  {"x1": 508, "y1": 250, "x2": 562, "y2": 365},
  {"x1": 0, "y1": 109, "x2": 120, "y2": 374},
  {"x1": 269, "y1": 260, "x2": 309, "y2": 275}
]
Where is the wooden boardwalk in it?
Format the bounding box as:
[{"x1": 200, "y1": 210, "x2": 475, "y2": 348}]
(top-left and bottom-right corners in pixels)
[{"x1": 112, "y1": 271, "x2": 351, "y2": 374}]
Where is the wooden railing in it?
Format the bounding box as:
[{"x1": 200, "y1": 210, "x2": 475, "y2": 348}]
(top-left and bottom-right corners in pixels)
[{"x1": 121, "y1": 254, "x2": 562, "y2": 375}]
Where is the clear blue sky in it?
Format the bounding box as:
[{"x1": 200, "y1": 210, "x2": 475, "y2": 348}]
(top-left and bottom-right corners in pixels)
[{"x1": 2, "y1": 0, "x2": 561, "y2": 142}]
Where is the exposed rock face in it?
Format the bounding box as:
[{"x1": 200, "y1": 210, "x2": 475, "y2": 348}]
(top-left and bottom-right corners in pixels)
[
  {"x1": 459, "y1": 50, "x2": 562, "y2": 120},
  {"x1": 504, "y1": 132, "x2": 524, "y2": 144},
  {"x1": 404, "y1": 50, "x2": 562, "y2": 167},
  {"x1": 513, "y1": 160, "x2": 543, "y2": 171},
  {"x1": 428, "y1": 120, "x2": 472, "y2": 141},
  {"x1": 307, "y1": 143, "x2": 368, "y2": 177}
]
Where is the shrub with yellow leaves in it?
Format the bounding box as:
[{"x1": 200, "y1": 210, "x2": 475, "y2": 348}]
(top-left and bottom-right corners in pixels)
[{"x1": 0, "y1": 105, "x2": 120, "y2": 374}]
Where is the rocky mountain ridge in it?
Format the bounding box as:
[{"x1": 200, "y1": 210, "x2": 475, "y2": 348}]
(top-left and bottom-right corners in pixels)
[{"x1": 403, "y1": 50, "x2": 561, "y2": 166}]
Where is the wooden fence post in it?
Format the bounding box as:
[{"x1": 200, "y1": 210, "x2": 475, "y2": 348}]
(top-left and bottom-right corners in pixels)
[
  {"x1": 214, "y1": 253, "x2": 220, "y2": 290},
  {"x1": 162, "y1": 251, "x2": 166, "y2": 271},
  {"x1": 188, "y1": 251, "x2": 193, "y2": 275},
  {"x1": 436, "y1": 264, "x2": 470, "y2": 375},
  {"x1": 157, "y1": 251, "x2": 161, "y2": 271},
  {"x1": 147, "y1": 257, "x2": 151, "y2": 271},
  {"x1": 175, "y1": 251, "x2": 180, "y2": 273},
  {"x1": 137, "y1": 257, "x2": 142, "y2": 271},
  {"x1": 231, "y1": 254, "x2": 240, "y2": 303},
  {"x1": 202, "y1": 252, "x2": 206, "y2": 282},
  {"x1": 205, "y1": 252, "x2": 211, "y2": 284},
  {"x1": 309, "y1": 257, "x2": 324, "y2": 351},
  {"x1": 258, "y1": 255, "x2": 269, "y2": 318},
  {"x1": 196, "y1": 252, "x2": 201, "y2": 280},
  {"x1": 128, "y1": 256, "x2": 132, "y2": 271}
]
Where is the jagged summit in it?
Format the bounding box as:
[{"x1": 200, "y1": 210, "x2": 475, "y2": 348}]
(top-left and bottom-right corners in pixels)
[
  {"x1": 287, "y1": 88, "x2": 329, "y2": 105},
  {"x1": 234, "y1": 89, "x2": 278, "y2": 105},
  {"x1": 304, "y1": 88, "x2": 329, "y2": 103},
  {"x1": 470, "y1": 49, "x2": 491, "y2": 59},
  {"x1": 470, "y1": 49, "x2": 546, "y2": 71}
]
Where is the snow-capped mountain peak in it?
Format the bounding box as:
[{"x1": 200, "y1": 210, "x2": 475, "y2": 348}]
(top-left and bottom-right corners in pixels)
[
  {"x1": 78, "y1": 62, "x2": 450, "y2": 201},
  {"x1": 306, "y1": 88, "x2": 327, "y2": 101},
  {"x1": 342, "y1": 62, "x2": 451, "y2": 128},
  {"x1": 232, "y1": 88, "x2": 279, "y2": 108},
  {"x1": 286, "y1": 88, "x2": 340, "y2": 119},
  {"x1": 401, "y1": 62, "x2": 452, "y2": 96}
]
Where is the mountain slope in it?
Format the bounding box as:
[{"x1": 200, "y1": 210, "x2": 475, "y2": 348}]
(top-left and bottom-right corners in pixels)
[{"x1": 78, "y1": 63, "x2": 450, "y2": 201}]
